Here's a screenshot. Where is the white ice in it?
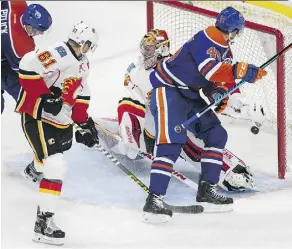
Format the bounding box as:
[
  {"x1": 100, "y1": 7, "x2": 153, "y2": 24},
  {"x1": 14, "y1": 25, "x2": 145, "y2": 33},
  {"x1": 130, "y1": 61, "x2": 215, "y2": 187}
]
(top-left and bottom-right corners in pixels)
[{"x1": 1, "y1": 1, "x2": 292, "y2": 249}]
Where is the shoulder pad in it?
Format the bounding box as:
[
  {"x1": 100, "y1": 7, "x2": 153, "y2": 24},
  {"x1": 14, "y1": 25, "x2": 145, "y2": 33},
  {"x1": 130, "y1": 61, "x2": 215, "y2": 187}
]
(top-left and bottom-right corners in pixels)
[
  {"x1": 126, "y1": 62, "x2": 136, "y2": 73},
  {"x1": 34, "y1": 42, "x2": 74, "y2": 72},
  {"x1": 19, "y1": 51, "x2": 44, "y2": 74}
]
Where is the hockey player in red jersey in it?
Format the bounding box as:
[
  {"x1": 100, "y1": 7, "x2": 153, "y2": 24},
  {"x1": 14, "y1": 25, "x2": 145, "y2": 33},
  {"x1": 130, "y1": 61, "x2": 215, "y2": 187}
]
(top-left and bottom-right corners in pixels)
[
  {"x1": 1, "y1": 1, "x2": 52, "y2": 114},
  {"x1": 16, "y1": 21, "x2": 99, "y2": 245},
  {"x1": 115, "y1": 29, "x2": 254, "y2": 193}
]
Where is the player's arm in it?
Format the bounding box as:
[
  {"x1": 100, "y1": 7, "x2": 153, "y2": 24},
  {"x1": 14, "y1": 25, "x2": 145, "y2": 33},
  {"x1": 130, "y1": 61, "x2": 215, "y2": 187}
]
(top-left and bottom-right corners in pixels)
[
  {"x1": 118, "y1": 73, "x2": 146, "y2": 122},
  {"x1": 18, "y1": 50, "x2": 62, "y2": 118},
  {"x1": 71, "y1": 82, "x2": 91, "y2": 124},
  {"x1": 190, "y1": 33, "x2": 267, "y2": 84},
  {"x1": 117, "y1": 72, "x2": 146, "y2": 152},
  {"x1": 3, "y1": 1, "x2": 35, "y2": 71},
  {"x1": 72, "y1": 80, "x2": 99, "y2": 148}
]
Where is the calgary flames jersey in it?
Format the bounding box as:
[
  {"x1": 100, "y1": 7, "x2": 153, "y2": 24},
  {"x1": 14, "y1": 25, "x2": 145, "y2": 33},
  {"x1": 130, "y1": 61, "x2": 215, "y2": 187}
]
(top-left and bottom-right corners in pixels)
[
  {"x1": 118, "y1": 56, "x2": 158, "y2": 136},
  {"x1": 15, "y1": 41, "x2": 91, "y2": 127}
]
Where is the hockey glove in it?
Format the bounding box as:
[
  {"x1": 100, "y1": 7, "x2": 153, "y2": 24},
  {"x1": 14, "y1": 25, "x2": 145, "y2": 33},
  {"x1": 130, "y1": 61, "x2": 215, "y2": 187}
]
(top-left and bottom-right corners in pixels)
[
  {"x1": 75, "y1": 117, "x2": 99, "y2": 148},
  {"x1": 211, "y1": 83, "x2": 229, "y2": 114},
  {"x1": 223, "y1": 164, "x2": 255, "y2": 191},
  {"x1": 40, "y1": 94, "x2": 63, "y2": 116},
  {"x1": 233, "y1": 62, "x2": 267, "y2": 83}
]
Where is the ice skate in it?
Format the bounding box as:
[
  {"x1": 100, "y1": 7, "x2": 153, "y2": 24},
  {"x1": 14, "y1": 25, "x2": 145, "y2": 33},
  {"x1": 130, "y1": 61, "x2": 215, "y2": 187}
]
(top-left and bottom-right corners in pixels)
[
  {"x1": 21, "y1": 161, "x2": 43, "y2": 184},
  {"x1": 196, "y1": 180, "x2": 234, "y2": 212},
  {"x1": 33, "y1": 210, "x2": 65, "y2": 246},
  {"x1": 143, "y1": 193, "x2": 173, "y2": 223}
]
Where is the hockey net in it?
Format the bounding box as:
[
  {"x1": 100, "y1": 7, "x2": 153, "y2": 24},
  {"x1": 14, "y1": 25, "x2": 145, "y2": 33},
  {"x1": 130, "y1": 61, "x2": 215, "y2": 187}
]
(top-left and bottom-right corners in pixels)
[{"x1": 147, "y1": 1, "x2": 292, "y2": 179}]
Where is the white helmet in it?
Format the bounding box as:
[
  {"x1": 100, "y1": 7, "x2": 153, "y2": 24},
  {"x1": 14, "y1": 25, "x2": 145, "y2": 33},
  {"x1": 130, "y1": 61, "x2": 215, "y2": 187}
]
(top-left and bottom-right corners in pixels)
[{"x1": 68, "y1": 21, "x2": 98, "y2": 53}]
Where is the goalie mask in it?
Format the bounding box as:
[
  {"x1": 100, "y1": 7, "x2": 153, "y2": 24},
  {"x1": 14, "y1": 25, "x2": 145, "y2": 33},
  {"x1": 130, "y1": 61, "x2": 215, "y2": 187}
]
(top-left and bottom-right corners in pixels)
[{"x1": 139, "y1": 29, "x2": 170, "y2": 70}]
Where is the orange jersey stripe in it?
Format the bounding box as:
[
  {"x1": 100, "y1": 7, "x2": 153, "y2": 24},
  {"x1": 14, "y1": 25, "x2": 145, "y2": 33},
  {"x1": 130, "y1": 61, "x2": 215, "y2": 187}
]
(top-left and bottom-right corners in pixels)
[
  {"x1": 201, "y1": 152, "x2": 223, "y2": 159},
  {"x1": 157, "y1": 63, "x2": 173, "y2": 85},
  {"x1": 157, "y1": 88, "x2": 168, "y2": 144},
  {"x1": 152, "y1": 163, "x2": 173, "y2": 171}
]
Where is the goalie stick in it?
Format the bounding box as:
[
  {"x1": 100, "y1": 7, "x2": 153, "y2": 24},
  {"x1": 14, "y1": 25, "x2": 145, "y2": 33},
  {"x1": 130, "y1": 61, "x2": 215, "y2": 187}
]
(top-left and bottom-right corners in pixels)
[
  {"x1": 95, "y1": 123, "x2": 199, "y2": 190},
  {"x1": 74, "y1": 123, "x2": 203, "y2": 214}
]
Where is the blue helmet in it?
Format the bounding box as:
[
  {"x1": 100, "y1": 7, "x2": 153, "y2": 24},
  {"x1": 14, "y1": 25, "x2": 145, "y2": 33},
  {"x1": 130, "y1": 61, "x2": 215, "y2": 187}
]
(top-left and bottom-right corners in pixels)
[
  {"x1": 215, "y1": 7, "x2": 245, "y2": 35},
  {"x1": 22, "y1": 4, "x2": 52, "y2": 32}
]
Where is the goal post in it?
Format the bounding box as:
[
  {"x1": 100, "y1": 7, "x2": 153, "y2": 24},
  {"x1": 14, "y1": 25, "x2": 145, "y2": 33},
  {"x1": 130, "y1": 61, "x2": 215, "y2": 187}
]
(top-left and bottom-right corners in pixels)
[{"x1": 146, "y1": 1, "x2": 292, "y2": 179}]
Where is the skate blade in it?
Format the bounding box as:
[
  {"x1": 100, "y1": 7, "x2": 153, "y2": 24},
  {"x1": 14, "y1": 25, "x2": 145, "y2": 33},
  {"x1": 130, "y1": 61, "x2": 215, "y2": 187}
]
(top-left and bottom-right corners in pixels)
[
  {"x1": 33, "y1": 233, "x2": 64, "y2": 246},
  {"x1": 143, "y1": 212, "x2": 171, "y2": 223},
  {"x1": 199, "y1": 202, "x2": 234, "y2": 213}
]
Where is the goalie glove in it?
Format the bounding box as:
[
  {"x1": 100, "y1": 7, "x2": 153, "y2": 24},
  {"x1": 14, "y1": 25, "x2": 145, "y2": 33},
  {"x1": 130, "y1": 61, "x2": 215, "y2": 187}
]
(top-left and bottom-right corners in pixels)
[
  {"x1": 222, "y1": 164, "x2": 255, "y2": 191},
  {"x1": 218, "y1": 149, "x2": 255, "y2": 191},
  {"x1": 75, "y1": 117, "x2": 99, "y2": 148}
]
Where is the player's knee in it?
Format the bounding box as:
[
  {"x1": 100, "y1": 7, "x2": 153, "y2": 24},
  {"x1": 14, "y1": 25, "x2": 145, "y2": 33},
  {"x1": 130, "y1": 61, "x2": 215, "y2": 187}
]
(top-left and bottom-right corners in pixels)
[
  {"x1": 205, "y1": 125, "x2": 228, "y2": 149},
  {"x1": 43, "y1": 153, "x2": 67, "y2": 180},
  {"x1": 155, "y1": 143, "x2": 182, "y2": 163}
]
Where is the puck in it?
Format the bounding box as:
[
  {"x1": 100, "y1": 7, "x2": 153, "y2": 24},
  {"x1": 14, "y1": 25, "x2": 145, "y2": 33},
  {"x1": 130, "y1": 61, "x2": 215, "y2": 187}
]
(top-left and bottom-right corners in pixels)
[{"x1": 251, "y1": 126, "x2": 259, "y2": 135}]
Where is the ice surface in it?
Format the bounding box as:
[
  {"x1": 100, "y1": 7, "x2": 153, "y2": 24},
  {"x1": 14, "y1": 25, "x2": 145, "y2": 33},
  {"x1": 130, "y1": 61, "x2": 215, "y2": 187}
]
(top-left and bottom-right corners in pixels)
[{"x1": 1, "y1": 1, "x2": 292, "y2": 248}]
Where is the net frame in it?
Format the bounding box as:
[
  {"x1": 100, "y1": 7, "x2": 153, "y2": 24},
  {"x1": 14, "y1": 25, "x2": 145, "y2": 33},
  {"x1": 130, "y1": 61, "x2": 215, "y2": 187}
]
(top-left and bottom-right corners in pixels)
[{"x1": 147, "y1": 0, "x2": 289, "y2": 179}]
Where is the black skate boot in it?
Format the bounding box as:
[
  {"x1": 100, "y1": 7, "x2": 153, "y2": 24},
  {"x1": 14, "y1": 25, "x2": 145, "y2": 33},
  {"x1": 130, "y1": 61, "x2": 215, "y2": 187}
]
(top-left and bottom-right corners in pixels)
[
  {"x1": 33, "y1": 209, "x2": 65, "y2": 246},
  {"x1": 143, "y1": 193, "x2": 173, "y2": 223},
  {"x1": 22, "y1": 161, "x2": 43, "y2": 184},
  {"x1": 196, "y1": 180, "x2": 233, "y2": 212}
]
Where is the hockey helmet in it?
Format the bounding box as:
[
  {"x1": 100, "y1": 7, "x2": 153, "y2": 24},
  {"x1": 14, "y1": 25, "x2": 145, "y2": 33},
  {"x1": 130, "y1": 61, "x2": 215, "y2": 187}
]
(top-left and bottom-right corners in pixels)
[
  {"x1": 68, "y1": 21, "x2": 98, "y2": 53},
  {"x1": 215, "y1": 7, "x2": 245, "y2": 36},
  {"x1": 22, "y1": 4, "x2": 52, "y2": 33}
]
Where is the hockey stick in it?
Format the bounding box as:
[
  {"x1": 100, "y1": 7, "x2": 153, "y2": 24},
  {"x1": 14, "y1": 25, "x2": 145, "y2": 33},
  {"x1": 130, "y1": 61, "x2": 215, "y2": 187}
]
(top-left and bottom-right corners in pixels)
[
  {"x1": 95, "y1": 123, "x2": 199, "y2": 190},
  {"x1": 74, "y1": 123, "x2": 203, "y2": 214},
  {"x1": 94, "y1": 144, "x2": 203, "y2": 214},
  {"x1": 181, "y1": 42, "x2": 292, "y2": 129}
]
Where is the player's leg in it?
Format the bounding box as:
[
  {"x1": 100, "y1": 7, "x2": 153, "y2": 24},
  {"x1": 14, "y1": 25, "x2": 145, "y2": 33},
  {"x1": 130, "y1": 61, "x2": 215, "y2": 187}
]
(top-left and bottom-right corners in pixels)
[
  {"x1": 183, "y1": 132, "x2": 255, "y2": 191},
  {"x1": 188, "y1": 99, "x2": 233, "y2": 208},
  {"x1": 143, "y1": 87, "x2": 189, "y2": 222},
  {"x1": 5, "y1": 68, "x2": 21, "y2": 102},
  {"x1": 1, "y1": 90, "x2": 5, "y2": 114},
  {"x1": 21, "y1": 113, "x2": 66, "y2": 245},
  {"x1": 1, "y1": 64, "x2": 9, "y2": 114}
]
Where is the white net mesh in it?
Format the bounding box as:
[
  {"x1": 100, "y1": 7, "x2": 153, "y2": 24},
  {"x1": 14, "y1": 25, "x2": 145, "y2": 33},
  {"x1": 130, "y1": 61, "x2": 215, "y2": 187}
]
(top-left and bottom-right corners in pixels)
[{"x1": 150, "y1": 1, "x2": 292, "y2": 177}]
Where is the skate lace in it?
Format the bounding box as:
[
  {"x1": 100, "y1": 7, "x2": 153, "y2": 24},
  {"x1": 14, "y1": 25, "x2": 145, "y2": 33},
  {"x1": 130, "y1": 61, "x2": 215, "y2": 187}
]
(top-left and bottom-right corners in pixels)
[
  {"x1": 46, "y1": 217, "x2": 61, "y2": 233},
  {"x1": 153, "y1": 195, "x2": 164, "y2": 208},
  {"x1": 210, "y1": 185, "x2": 227, "y2": 200}
]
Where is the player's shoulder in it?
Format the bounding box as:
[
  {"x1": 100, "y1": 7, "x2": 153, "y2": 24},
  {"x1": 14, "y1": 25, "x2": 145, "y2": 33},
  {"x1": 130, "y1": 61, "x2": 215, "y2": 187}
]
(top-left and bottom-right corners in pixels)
[
  {"x1": 39, "y1": 41, "x2": 77, "y2": 71},
  {"x1": 20, "y1": 41, "x2": 75, "y2": 74},
  {"x1": 47, "y1": 41, "x2": 75, "y2": 65},
  {"x1": 19, "y1": 49, "x2": 43, "y2": 75},
  {"x1": 126, "y1": 60, "x2": 138, "y2": 74},
  {"x1": 126, "y1": 56, "x2": 145, "y2": 74},
  {"x1": 198, "y1": 26, "x2": 228, "y2": 49}
]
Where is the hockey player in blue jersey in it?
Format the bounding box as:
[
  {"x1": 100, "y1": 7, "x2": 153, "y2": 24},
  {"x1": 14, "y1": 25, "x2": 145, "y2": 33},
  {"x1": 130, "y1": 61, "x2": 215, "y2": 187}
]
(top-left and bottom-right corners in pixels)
[
  {"x1": 143, "y1": 7, "x2": 267, "y2": 222},
  {"x1": 1, "y1": 1, "x2": 52, "y2": 114}
]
